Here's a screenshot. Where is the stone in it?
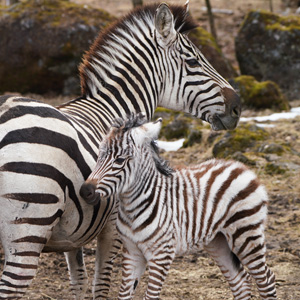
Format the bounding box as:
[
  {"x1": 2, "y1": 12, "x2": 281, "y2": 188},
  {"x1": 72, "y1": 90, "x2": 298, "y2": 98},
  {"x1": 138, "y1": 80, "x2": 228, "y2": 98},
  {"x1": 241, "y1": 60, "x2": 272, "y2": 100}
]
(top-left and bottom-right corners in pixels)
[
  {"x1": 235, "y1": 10, "x2": 300, "y2": 100},
  {"x1": 230, "y1": 75, "x2": 290, "y2": 111},
  {"x1": 212, "y1": 123, "x2": 269, "y2": 158},
  {"x1": 0, "y1": 0, "x2": 115, "y2": 95}
]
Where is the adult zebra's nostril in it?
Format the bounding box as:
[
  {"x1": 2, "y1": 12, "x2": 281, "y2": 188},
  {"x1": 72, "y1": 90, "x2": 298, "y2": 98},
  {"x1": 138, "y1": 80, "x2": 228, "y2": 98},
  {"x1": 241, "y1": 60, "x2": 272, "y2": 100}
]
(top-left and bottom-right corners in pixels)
[
  {"x1": 231, "y1": 105, "x2": 241, "y2": 118},
  {"x1": 80, "y1": 182, "x2": 97, "y2": 204}
]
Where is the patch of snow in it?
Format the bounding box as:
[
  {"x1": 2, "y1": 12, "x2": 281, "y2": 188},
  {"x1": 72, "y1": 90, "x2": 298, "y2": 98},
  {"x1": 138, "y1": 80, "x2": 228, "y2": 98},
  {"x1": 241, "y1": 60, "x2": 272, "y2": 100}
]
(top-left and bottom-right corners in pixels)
[
  {"x1": 256, "y1": 123, "x2": 276, "y2": 128},
  {"x1": 240, "y1": 106, "x2": 300, "y2": 123},
  {"x1": 157, "y1": 138, "x2": 185, "y2": 152}
]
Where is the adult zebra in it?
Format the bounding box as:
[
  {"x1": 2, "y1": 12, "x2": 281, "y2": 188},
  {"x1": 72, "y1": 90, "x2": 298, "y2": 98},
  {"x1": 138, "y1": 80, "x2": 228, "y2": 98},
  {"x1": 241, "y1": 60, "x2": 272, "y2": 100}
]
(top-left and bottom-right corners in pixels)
[{"x1": 0, "y1": 2, "x2": 240, "y2": 299}]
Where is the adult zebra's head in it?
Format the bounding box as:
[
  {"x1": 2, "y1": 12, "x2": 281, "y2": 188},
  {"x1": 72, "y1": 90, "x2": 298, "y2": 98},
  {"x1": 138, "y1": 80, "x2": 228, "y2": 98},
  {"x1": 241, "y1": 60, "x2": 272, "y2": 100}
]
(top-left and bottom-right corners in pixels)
[
  {"x1": 80, "y1": 114, "x2": 169, "y2": 205},
  {"x1": 79, "y1": 2, "x2": 241, "y2": 130},
  {"x1": 153, "y1": 3, "x2": 241, "y2": 130}
]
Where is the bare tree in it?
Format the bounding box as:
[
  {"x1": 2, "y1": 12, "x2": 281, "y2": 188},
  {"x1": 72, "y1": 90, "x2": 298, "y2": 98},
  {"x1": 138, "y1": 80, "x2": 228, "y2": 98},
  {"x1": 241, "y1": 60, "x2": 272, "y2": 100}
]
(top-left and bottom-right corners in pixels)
[
  {"x1": 205, "y1": 0, "x2": 218, "y2": 44},
  {"x1": 6, "y1": 0, "x2": 19, "y2": 5},
  {"x1": 269, "y1": 0, "x2": 274, "y2": 12},
  {"x1": 132, "y1": 0, "x2": 143, "y2": 8}
]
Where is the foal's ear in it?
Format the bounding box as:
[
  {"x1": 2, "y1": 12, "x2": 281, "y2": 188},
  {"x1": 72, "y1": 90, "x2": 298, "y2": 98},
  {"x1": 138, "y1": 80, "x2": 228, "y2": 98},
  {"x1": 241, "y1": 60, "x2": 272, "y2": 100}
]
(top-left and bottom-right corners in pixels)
[
  {"x1": 132, "y1": 119, "x2": 162, "y2": 145},
  {"x1": 154, "y1": 3, "x2": 176, "y2": 45}
]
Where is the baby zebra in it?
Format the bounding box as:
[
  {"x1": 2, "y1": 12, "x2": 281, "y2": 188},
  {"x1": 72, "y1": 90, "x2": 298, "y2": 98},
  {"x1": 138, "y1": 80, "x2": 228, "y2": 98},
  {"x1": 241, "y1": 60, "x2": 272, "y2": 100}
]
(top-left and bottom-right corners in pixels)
[{"x1": 80, "y1": 114, "x2": 277, "y2": 300}]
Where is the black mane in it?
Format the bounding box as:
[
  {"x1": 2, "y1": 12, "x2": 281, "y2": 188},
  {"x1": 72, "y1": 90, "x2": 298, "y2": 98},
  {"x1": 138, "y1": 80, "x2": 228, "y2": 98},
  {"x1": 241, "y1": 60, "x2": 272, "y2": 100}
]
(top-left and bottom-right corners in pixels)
[
  {"x1": 79, "y1": 3, "x2": 198, "y2": 95},
  {"x1": 112, "y1": 113, "x2": 147, "y2": 131}
]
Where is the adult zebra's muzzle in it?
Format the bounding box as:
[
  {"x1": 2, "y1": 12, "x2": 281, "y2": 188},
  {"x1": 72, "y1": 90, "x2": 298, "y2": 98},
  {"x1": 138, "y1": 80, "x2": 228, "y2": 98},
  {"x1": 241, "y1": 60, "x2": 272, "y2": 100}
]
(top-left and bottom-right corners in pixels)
[
  {"x1": 80, "y1": 182, "x2": 101, "y2": 205},
  {"x1": 211, "y1": 87, "x2": 241, "y2": 131}
]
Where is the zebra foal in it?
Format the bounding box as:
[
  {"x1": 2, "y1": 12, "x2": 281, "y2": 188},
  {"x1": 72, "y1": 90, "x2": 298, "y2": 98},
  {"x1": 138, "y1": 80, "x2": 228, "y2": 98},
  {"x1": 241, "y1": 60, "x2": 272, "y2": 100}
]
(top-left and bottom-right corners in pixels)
[{"x1": 81, "y1": 114, "x2": 277, "y2": 300}]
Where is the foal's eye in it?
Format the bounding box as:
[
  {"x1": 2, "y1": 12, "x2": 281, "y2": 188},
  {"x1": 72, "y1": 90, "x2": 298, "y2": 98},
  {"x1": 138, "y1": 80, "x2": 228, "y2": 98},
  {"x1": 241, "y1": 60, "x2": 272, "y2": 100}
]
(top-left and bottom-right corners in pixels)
[
  {"x1": 114, "y1": 157, "x2": 126, "y2": 164},
  {"x1": 186, "y1": 58, "x2": 200, "y2": 67}
]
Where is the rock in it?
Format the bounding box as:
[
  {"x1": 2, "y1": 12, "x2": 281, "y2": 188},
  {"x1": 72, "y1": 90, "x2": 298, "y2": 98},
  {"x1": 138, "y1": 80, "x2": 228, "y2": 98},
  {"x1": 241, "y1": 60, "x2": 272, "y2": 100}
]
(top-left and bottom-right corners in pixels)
[
  {"x1": 182, "y1": 129, "x2": 202, "y2": 148},
  {"x1": 258, "y1": 142, "x2": 285, "y2": 155},
  {"x1": 265, "y1": 162, "x2": 287, "y2": 175},
  {"x1": 235, "y1": 10, "x2": 300, "y2": 100},
  {"x1": 212, "y1": 123, "x2": 269, "y2": 158},
  {"x1": 231, "y1": 151, "x2": 256, "y2": 166},
  {"x1": 189, "y1": 27, "x2": 237, "y2": 79},
  {"x1": 230, "y1": 75, "x2": 290, "y2": 111},
  {"x1": 160, "y1": 115, "x2": 190, "y2": 140},
  {"x1": 0, "y1": 0, "x2": 115, "y2": 95}
]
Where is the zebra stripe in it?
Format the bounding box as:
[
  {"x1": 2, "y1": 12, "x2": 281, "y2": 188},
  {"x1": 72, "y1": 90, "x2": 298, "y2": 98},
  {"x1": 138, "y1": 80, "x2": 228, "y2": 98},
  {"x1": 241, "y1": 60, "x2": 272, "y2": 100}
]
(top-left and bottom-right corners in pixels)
[
  {"x1": 82, "y1": 114, "x2": 277, "y2": 300},
  {"x1": 0, "y1": 3, "x2": 241, "y2": 299}
]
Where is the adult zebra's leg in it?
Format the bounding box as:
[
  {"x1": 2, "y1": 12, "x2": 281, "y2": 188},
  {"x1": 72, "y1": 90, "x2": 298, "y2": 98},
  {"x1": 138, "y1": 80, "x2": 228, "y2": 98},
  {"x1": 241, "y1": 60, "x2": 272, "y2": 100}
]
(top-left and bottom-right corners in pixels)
[
  {"x1": 0, "y1": 223, "x2": 55, "y2": 299},
  {"x1": 117, "y1": 242, "x2": 147, "y2": 300},
  {"x1": 64, "y1": 248, "x2": 88, "y2": 300},
  {"x1": 205, "y1": 233, "x2": 252, "y2": 300},
  {"x1": 93, "y1": 205, "x2": 121, "y2": 299}
]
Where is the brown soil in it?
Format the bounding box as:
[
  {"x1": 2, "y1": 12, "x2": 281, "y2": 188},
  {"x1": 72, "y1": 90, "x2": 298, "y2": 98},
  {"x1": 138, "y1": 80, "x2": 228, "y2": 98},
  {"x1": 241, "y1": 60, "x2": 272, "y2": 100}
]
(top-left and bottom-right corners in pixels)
[{"x1": 1, "y1": 1, "x2": 300, "y2": 299}]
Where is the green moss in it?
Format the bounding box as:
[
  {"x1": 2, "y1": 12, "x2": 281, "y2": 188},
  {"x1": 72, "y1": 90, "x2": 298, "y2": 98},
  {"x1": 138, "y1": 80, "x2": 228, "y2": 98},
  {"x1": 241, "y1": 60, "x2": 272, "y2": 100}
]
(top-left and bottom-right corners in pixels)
[
  {"x1": 188, "y1": 27, "x2": 221, "y2": 54},
  {"x1": 233, "y1": 75, "x2": 289, "y2": 111},
  {"x1": 1, "y1": 0, "x2": 115, "y2": 26},
  {"x1": 241, "y1": 10, "x2": 300, "y2": 33},
  {"x1": 212, "y1": 123, "x2": 269, "y2": 158},
  {"x1": 182, "y1": 129, "x2": 202, "y2": 148},
  {"x1": 265, "y1": 162, "x2": 286, "y2": 175}
]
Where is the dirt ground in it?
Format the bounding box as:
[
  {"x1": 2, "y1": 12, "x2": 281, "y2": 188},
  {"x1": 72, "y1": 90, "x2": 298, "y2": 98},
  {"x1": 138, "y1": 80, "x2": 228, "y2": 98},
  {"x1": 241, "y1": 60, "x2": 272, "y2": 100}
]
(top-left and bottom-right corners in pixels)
[{"x1": 1, "y1": 0, "x2": 300, "y2": 299}]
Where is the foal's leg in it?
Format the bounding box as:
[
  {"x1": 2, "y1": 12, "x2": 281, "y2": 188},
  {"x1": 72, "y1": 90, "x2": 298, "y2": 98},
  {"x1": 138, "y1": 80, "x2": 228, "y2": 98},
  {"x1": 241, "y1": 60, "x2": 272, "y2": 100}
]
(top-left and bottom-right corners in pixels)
[
  {"x1": 118, "y1": 241, "x2": 147, "y2": 300},
  {"x1": 232, "y1": 226, "x2": 277, "y2": 300},
  {"x1": 143, "y1": 246, "x2": 176, "y2": 300},
  {"x1": 205, "y1": 233, "x2": 252, "y2": 300}
]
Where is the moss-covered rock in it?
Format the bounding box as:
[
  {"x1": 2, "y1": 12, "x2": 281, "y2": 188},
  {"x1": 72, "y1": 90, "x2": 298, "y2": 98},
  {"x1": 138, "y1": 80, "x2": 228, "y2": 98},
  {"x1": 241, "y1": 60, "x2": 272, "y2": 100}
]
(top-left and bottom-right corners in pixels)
[
  {"x1": 231, "y1": 75, "x2": 289, "y2": 111},
  {"x1": 0, "y1": 0, "x2": 115, "y2": 95},
  {"x1": 160, "y1": 115, "x2": 190, "y2": 140},
  {"x1": 258, "y1": 142, "x2": 285, "y2": 155},
  {"x1": 189, "y1": 27, "x2": 237, "y2": 79},
  {"x1": 212, "y1": 123, "x2": 269, "y2": 158},
  {"x1": 182, "y1": 129, "x2": 202, "y2": 148},
  {"x1": 265, "y1": 162, "x2": 286, "y2": 175},
  {"x1": 235, "y1": 10, "x2": 300, "y2": 100}
]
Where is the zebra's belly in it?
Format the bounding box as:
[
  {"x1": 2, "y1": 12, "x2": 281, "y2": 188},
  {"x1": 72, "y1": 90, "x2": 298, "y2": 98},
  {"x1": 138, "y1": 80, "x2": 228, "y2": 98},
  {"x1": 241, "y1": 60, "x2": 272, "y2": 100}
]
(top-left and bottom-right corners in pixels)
[{"x1": 44, "y1": 195, "x2": 114, "y2": 252}]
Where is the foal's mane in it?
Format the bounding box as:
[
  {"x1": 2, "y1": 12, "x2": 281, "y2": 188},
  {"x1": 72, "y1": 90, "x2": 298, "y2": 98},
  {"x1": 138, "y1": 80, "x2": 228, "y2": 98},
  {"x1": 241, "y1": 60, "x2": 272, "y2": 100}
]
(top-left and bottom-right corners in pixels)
[
  {"x1": 112, "y1": 114, "x2": 174, "y2": 177},
  {"x1": 79, "y1": 3, "x2": 197, "y2": 95}
]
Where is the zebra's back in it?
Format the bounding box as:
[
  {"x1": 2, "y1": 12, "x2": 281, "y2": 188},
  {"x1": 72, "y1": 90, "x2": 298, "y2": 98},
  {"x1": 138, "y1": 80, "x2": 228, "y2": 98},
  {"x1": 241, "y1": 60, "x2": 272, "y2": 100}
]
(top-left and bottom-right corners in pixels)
[{"x1": 171, "y1": 159, "x2": 268, "y2": 253}]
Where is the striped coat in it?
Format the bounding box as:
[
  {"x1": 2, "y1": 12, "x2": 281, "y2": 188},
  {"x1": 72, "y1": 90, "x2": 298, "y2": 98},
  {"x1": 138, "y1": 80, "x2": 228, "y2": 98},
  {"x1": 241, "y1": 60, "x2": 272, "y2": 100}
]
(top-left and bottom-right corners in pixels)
[
  {"x1": 83, "y1": 115, "x2": 277, "y2": 300},
  {"x1": 0, "y1": 3, "x2": 241, "y2": 299}
]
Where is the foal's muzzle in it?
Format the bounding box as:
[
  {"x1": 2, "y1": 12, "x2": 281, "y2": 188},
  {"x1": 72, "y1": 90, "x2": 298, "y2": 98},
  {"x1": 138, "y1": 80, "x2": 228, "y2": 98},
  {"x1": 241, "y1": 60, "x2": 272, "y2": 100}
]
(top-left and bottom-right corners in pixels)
[{"x1": 80, "y1": 182, "x2": 100, "y2": 205}]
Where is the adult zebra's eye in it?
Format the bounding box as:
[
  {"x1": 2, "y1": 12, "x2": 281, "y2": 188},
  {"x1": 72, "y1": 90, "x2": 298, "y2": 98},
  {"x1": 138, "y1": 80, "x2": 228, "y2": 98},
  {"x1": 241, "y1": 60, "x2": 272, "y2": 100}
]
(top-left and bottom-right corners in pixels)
[
  {"x1": 186, "y1": 58, "x2": 200, "y2": 67},
  {"x1": 115, "y1": 157, "x2": 126, "y2": 164}
]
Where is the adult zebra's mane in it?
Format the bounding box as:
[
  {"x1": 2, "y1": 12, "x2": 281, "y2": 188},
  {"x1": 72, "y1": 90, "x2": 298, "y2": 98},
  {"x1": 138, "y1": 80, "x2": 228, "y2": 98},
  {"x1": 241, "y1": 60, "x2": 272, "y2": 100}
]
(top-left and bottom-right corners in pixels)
[
  {"x1": 79, "y1": 3, "x2": 197, "y2": 96},
  {"x1": 111, "y1": 114, "x2": 174, "y2": 177}
]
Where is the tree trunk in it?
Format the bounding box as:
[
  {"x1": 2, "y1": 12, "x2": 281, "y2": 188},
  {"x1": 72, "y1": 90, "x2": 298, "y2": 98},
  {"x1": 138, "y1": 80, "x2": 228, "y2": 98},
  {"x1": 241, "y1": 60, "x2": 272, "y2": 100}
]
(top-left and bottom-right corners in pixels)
[
  {"x1": 205, "y1": 0, "x2": 218, "y2": 44},
  {"x1": 269, "y1": 0, "x2": 274, "y2": 12},
  {"x1": 132, "y1": 0, "x2": 143, "y2": 8}
]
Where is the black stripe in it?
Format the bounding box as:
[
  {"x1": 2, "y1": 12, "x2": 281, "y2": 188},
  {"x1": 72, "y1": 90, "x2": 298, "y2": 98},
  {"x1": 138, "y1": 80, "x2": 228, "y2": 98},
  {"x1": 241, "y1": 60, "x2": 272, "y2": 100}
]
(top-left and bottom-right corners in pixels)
[
  {"x1": 13, "y1": 209, "x2": 63, "y2": 226},
  {"x1": 4, "y1": 193, "x2": 59, "y2": 204},
  {"x1": 12, "y1": 236, "x2": 47, "y2": 244},
  {"x1": 0, "y1": 127, "x2": 91, "y2": 179},
  {"x1": 1, "y1": 162, "x2": 83, "y2": 233},
  {"x1": 0, "y1": 105, "x2": 71, "y2": 125},
  {"x1": 0, "y1": 95, "x2": 14, "y2": 106}
]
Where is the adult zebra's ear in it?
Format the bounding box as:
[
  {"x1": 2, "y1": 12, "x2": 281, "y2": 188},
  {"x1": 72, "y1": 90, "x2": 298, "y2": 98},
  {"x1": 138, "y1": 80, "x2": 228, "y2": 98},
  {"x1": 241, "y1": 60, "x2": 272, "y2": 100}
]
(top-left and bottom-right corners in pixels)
[{"x1": 155, "y1": 3, "x2": 176, "y2": 44}]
